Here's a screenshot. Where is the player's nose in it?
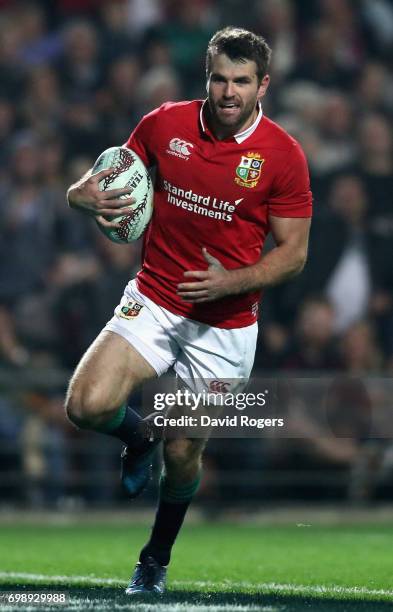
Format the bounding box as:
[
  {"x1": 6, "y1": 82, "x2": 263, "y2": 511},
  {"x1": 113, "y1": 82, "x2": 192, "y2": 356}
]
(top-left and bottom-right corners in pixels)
[{"x1": 223, "y1": 81, "x2": 235, "y2": 97}]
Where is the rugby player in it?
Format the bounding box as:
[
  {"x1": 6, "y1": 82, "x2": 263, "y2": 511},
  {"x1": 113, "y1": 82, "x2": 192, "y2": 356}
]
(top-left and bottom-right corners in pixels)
[{"x1": 65, "y1": 27, "x2": 312, "y2": 595}]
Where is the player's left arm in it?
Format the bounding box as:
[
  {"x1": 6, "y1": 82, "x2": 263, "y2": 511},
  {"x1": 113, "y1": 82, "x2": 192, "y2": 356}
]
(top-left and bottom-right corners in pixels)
[{"x1": 177, "y1": 215, "x2": 311, "y2": 303}]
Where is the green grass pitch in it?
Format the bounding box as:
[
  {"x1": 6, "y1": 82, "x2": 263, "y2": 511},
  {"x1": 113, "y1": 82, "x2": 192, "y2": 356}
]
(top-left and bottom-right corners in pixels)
[{"x1": 0, "y1": 521, "x2": 392, "y2": 611}]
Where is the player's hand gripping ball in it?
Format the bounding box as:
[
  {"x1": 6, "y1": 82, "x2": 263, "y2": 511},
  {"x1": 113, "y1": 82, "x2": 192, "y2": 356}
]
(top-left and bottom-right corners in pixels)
[{"x1": 92, "y1": 146, "x2": 154, "y2": 243}]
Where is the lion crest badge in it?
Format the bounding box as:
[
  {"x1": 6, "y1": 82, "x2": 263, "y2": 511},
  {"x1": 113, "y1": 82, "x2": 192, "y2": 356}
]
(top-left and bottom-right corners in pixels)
[{"x1": 235, "y1": 152, "x2": 264, "y2": 188}]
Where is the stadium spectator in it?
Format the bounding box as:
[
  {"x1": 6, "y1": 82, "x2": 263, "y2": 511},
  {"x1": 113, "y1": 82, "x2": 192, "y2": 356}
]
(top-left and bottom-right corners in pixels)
[
  {"x1": 19, "y1": 392, "x2": 70, "y2": 507},
  {"x1": 39, "y1": 135, "x2": 67, "y2": 189},
  {"x1": 15, "y1": 1, "x2": 62, "y2": 67},
  {"x1": 0, "y1": 132, "x2": 96, "y2": 366},
  {"x1": 340, "y1": 320, "x2": 382, "y2": 374},
  {"x1": 144, "y1": 0, "x2": 215, "y2": 96},
  {"x1": 61, "y1": 93, "x2": 107, "y2": 161},
  {"x1": 281, "y1": 297, "x2": 341, "y2": 371},
  {"x1": 357, "y1": 114, "x2": 393, "y2": 358},
  {"x1": 361, "y1": 0, "x2": 393, "y2": 60},
  {"x1": 357, "y1": 115, "x2": 393, "y2": 291},
  {"x1": 21, "y1": 65, "x2": 63, "y2": 135},
  {"x1": 98, "y1": 1, "x2": 137, "y2": 63},
  {"x1": 325, "y1": 175, "x2": 370, "y2": 332},
  {"x1": 137, "y1": 65, "x2": 181, "y2": 114},
  {"x1": 288, "y1": 21, "x2": 358, "y2": 90},
  {"x1": 277, "y1": 174, "x2": 372, "y2": 333},
  {"x1": 356, "y1": 62, "x2": 393, "y2": 114},
  {"x1": 318, "y1": 0, "x2": 366, "y2": 69},
  {"x1": 54, "y1": 235, "x2": 140, "y2": 368},
  {"x1": 255, "y1": 0, "x2": 298, "y2": 83},
  {"x1": 0, "y1": 16, "x2": 27, "y2": 102},
  {"x1": 56, "y1": 20, "x2": 102, "y2": 94},
  {"x1": 126, "y1": 0, "x2": 163, "y2": 37},
  {"x1": 0, "y1": 98, "x2": 17, "y2": 174},
  {"x1": 256, "y1": 173, "x2": 371, "y2": 339},
  {"x1": 317, "y1": 92, "x2": 356, "y2": 173},
  {"x1": 97, "y1": 54, "x2": 142, "y2": 144}
]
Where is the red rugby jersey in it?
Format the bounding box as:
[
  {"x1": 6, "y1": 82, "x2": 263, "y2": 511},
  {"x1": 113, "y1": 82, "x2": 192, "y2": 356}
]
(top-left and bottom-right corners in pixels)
[{"x1": 125, "y1": 100, "x2": 312, "y2": 329}]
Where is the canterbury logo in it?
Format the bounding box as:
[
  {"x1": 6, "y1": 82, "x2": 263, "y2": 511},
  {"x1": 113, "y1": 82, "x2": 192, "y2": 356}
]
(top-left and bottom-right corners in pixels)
[
  {"x1": 209, "y1": 380, "x2": 231, "y2": 393},
  {"x1": 167, "y1": 138, "x2": 194, "y2": 159}
]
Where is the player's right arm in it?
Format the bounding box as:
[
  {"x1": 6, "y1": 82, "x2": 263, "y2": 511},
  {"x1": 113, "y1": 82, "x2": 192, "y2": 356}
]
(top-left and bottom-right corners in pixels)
[
  {"x1": 67, "y1": 106, "x2": 158, "y2": 228},
  {"x1": 66, "y1": 167, "x2": 136, "y2": 229}
]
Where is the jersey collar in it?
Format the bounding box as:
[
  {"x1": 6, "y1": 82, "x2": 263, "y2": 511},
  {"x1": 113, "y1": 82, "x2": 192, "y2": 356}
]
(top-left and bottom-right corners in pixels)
[{"x1": 200, "y1": 100, "x2": 263, "y2": 143}]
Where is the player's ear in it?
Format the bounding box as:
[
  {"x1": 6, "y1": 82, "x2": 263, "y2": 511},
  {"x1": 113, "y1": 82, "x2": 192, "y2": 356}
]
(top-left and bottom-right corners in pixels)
[{"x1": 258, "y1": 74, "x2": 270, "y2": 99}]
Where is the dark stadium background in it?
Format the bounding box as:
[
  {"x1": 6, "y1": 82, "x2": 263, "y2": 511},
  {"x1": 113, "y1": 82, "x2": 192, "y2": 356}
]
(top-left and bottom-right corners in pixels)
[{"x1": 1, "y1": 0, "x2": 393, "y2": 512}]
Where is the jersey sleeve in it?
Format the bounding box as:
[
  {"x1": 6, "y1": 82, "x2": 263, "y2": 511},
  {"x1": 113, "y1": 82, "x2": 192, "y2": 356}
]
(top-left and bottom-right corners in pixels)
[
  {"x1": 267, "y1": 142, "x2": 312, "y2": 217},
  {"x1": 124, "y1": 106, "x2": 160, "y2": 168}
]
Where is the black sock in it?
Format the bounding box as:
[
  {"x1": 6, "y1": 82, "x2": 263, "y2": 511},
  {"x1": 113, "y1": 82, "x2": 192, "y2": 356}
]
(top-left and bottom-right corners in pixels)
[
  {"x1": 98, "y1": 405, "x2": 147, "y2": 450},
  {"x1": 140, "y1": 473, "x2": 201, "y2": 566}
]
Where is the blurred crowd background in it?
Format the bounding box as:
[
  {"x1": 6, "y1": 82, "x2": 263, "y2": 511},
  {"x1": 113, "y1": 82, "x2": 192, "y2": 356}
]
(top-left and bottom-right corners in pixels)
[{"x1": 1, "y1": 0, "x2": 393, "y2": 510}]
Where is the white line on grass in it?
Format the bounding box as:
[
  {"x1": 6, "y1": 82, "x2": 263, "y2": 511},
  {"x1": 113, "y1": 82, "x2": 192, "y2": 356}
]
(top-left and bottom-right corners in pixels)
[
  {"x1": 66, "y1": 605, "x2": 278, "y2": 612},
  {"x1": 0, "y1": 572, "x2": 123, "y2": 586},
  {"x1": 0, "y1": 572, "x2": 392, "y2": 600},
  {"x1": 173, "y1": 580, "x2": 393, "y2": 599},
  {"x1": 0, "y1": 601, "x2": 279, "y2": 612},
  {"x1": 0, "y1": 601, "x2": 278, "y2": 612},
  {"x1": 0, "y1": 600, "x2": 278, "y2": 612}
]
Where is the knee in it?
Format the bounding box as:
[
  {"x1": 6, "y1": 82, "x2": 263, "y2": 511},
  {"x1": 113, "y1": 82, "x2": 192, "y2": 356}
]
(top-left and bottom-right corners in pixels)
[
  {"x1": 164, "y1": 439, "x2": 201, "y2": 469},
  {"x1": 65, "y1": 383, "x2": 114, "y2": 428}
]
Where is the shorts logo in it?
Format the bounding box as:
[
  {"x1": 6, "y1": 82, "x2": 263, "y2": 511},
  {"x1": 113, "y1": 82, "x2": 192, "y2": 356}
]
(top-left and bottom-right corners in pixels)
[
  {"x1": 235, "y1": 152, "x2": 264, "y2": 188},
  {"x1": 167, "y1": 138, "x2": 194, "y2": 160},
  {"x1": 209, "y1": 380, "x2": 231, "y2": 393},
  {"x1": 118, "y1": 300, "x2": 144, "y2": 319}
]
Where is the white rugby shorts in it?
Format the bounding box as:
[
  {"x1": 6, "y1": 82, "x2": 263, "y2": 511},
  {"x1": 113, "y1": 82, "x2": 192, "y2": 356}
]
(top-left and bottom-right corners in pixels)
[{"x1": 104, "y1": 279, "x2": 258, "y2": 391}]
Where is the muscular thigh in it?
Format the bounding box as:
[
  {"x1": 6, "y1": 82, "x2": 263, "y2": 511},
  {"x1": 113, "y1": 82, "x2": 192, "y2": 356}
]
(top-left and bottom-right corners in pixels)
[{"x1": 68, "y1": 330, "x2": 157, "y2": 410}]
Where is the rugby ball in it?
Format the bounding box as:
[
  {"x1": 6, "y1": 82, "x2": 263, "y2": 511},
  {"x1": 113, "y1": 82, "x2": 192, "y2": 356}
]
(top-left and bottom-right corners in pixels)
[{"x1": 92, "y1": 146, "x2": 153, "y2": 243}]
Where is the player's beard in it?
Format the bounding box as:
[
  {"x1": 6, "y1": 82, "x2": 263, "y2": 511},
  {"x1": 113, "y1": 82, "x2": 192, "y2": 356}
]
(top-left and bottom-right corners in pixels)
[{"x1": 208, "y1": 96, "x2": 258, "y2": 134}]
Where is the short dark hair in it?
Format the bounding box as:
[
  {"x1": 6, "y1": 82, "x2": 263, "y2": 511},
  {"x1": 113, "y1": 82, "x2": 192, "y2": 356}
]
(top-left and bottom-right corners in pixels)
[{"x1": 206, "y1": 27, "x2": 272, "y2": 82}]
